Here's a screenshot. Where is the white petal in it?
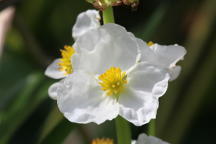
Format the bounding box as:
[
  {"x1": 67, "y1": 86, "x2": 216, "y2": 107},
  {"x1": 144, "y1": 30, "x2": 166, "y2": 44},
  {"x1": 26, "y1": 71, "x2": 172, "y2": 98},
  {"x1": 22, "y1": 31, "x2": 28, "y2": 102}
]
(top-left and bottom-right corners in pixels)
[
  {"x1": 45, "y1": 59, "x2": 66, "y2": 79},
  {"x1": 72, "y1": 26, "x2": 103, "y2": 53},
  {"x1": 119, "y1": 62, "x2": 169, "y2": 126},
  {"x1": 141, "y1": 43, "x2": 186, "y2": 69},
  {"x1": 127, "y1": 34, "x2": 148, "y2": 63},
  {"x1": 168, "y1": 65, "x2": 181, "y2": 81},
  {"x1": 57, "y1": 71, "x2": 119, "y2": 124},
  {"x1": 119, "y1": 88, "x2": 159, "y2": 126},
  {"x1": 48, "y1": 82, "x2": 62, "y2": 100},
  {"x1": 73, "y1": 24, "x2": 139, "y2": 74},
  {"x1": 128, "y1": 62, "x2": 170, "y2": 98},
  {"x1": 136, "y1": 38, "x2": 156, "y2": 63},
  {"x1": 136, "y1": 133, "x2": 170, "y2": 144},
  {"x1": 72, "y1": 10, "x2": 100, "y2": 40}
]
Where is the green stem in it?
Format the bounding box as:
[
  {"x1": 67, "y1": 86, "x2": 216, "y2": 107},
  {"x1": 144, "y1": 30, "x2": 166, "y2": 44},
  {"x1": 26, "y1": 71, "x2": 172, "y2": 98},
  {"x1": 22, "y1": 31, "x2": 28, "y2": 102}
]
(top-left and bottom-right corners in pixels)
[
  {"x1": 148, "y1": 119, "x2": 156, "y2": 136},
  {"x1": 103, "y1": 7, "x2": 131, "y2": 144},
  {"x1": 102, "y1": 7, "x2": 115, "y2": 24},
  {"x1": 115, "y1": 116, "x2": 131, "y2": 144}
]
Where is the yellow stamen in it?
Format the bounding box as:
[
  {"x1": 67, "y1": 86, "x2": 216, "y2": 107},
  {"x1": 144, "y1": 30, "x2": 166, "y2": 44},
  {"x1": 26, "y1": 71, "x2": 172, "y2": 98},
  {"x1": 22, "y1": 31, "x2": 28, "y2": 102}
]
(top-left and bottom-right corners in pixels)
[
  {"x1": 99, "y1": 67, "x2": 127, "y2": 97},
  {"x1": 147, "y1": 41, "x2": 154, "y2": 46},
  {"x1": 58, "y1": 45, "x2": 75, "y2": 75},
  {"x1": 91, "y1": 138, "x2": 114, "y2": 144}
]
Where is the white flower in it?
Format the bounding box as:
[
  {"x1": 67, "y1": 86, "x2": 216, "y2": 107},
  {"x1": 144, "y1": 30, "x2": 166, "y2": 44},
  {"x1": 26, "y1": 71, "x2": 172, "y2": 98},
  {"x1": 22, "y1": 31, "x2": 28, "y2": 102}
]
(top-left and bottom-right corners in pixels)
[
  {"x1": 132, "y1": 133, "x2": 169, "y2": 144},
  {"x1": 45, "y1": 10, "x2": 100, "y2": 80},
  {"x1": 91, "y1": 138, "x2": 114, "y2": 144},
  {"x1": 90, "y1": 133, "x2": 169, "y2": 144},
  {"x1": 45, "y1": 9, "x2": 186, "y2": 126},
  {"x1": 45, "y1": 10, "x2": 100, "y2": 99},
  {"x1": 72, "y1": 10, "x2": 100, "y2": 40},
  {"x1": 136, "y1": 40, "x2": 186, "y2": 81}
]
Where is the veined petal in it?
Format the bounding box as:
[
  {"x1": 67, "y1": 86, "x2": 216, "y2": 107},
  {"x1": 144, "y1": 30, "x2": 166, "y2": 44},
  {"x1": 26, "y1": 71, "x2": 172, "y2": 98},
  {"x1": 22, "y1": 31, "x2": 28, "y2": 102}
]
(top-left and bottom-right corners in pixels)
[
  {"x1": 119, "y1": 62, "x2": 169, "y2": 126},
  {"x1": 73, "y1": 23, "x2": 139, "y2": 74},
  {"x1": 57, "y1": 71, "x2": 119, "y2": 124},
  {"x1": 72, "y1": 26, "x2": 103, "y2": 53},
  {"x1": 140, "y1": 42, "x2": 186, "y2": 69},
  {"x1": 119, "y1": 88, "x2": 159, "y2": 126},
  {"x1": 127, "y1": 34, "x2": 147, "y2": 63},
  {"x1": 135, "y1": 133, "x2": 170, "y2": 144},
  {"x1": 45, "y1": 59, "x2": 66, "y2": 79},
  {"x1": 149, "y1": 44, "x2": 186, "y2": 68},
  {"x1": 136, "y1": 38, "x2": 155, "y2": 63},
  {"x1": 137, "y1": 39, "x2": 186, "y2": 80},
  {"x1": 128, "y1": 62, "x2": 169, "y2": 98},
  {"x1": 72, "y1": 10, "x2": 100, "y2": 40}
]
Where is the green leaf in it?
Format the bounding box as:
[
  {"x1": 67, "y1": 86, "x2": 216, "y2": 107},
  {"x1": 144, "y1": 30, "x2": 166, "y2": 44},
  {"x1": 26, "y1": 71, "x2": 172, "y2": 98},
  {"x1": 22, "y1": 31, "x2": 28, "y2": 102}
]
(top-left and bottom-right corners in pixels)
[
  {"x1": 40, "y1": 119, "x2": 76, "y2": 144},
  {"x1": 0, "y1": 73, "x2": 51, "y2": 143},
  {"x1": 38, "y1": 106, "x2": 64, "y2": 143}
]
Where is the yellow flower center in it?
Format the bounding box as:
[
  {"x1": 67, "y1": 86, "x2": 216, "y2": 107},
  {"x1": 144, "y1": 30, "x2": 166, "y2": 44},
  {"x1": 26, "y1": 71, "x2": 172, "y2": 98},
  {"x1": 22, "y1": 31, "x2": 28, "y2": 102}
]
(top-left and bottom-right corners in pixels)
[
  {"x1": 58, "y1": 45, "x2": 75, "y2": 75},
  {"x1": 91, "y1": 138, "x2": 114, "y2": 144},
  {"x1": 99, "y1": 67, "x2": 127, "y2": 97},
  {"x1": 147, "y1": 41, "x2": 154, "y2": 46}
]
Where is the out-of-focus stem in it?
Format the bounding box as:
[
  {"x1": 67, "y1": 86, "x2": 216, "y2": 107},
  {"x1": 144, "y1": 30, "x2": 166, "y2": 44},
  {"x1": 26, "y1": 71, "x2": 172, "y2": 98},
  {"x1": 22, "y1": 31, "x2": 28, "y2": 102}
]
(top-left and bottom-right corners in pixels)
[
  {"x1": 115, "y1": 116, "x2": 131, "y2": 144},
  {"x1": 102, "y1": 7, "x2": 131, "y2": 144},
  {"x1": 148, "y1": 119, "x2": 156, "y2": 136},
  {"x1": 14, "y1": 13, "x2": 50, "y2": 67}
]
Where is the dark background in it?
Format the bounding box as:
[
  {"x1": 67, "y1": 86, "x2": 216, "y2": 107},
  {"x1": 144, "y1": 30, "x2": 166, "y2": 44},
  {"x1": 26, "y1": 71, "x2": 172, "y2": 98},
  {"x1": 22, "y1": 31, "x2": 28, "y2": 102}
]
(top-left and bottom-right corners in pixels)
[{"x1": 0, "y1": 0, "x2": 215, "y2": 144}]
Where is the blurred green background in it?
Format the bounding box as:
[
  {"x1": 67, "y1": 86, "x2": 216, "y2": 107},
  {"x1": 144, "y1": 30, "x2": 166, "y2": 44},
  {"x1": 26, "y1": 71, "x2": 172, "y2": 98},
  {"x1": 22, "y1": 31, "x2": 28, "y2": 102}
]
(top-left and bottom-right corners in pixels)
[{"x1": 0, "y1": 0, "x2": 215, "y2": 144}]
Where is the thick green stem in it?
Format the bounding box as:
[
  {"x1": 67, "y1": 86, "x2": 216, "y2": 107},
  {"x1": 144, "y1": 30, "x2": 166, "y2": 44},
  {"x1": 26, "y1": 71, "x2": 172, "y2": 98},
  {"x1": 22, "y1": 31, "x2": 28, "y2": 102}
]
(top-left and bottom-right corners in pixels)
[
  {"x1": 148, "y1": 119, "x2": 156, "y2": 136},
  {"x1": 115, "y1": 116, "x2": 131, "y2": 144},
  {"x1": 103, "y1": 7, "x2": 131, "y2": 144},
  {"x1": 102, "y1": 7, "x2": 115, "y2": 24}
]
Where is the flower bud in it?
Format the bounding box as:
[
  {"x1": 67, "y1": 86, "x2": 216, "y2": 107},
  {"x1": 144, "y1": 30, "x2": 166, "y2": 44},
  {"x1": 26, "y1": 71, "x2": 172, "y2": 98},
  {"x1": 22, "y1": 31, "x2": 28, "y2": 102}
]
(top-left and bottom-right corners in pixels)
[{"x1": 86, "y1": 0, "x2": 139, "y2": 10}]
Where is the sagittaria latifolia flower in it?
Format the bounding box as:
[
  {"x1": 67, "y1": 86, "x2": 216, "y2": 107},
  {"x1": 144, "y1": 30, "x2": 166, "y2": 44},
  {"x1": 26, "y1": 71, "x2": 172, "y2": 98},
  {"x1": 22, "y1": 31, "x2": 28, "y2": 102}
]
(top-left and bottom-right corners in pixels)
[
  {"x1": 132, "y1": 133, "x2": 169, "y2": 144},
  {"x1": 45, "y1": 10, "x2": 100, "y2": 99},
  {"x1": 45, "y1": 9, "x2": 186, "y2": 126},
  {"x1": 91, "y1": 138, "x2": 114, "y2": 144},
  {"x1": 90, "y1": 133, "x2": 169, "y2": 144}
]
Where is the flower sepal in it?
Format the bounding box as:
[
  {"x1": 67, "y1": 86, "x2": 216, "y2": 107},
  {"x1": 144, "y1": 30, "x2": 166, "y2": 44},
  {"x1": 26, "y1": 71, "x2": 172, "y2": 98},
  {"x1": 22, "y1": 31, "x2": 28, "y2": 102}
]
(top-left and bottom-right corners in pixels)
[{"x1": 86, "y1": 0, "x2": 139, "y2": 10}]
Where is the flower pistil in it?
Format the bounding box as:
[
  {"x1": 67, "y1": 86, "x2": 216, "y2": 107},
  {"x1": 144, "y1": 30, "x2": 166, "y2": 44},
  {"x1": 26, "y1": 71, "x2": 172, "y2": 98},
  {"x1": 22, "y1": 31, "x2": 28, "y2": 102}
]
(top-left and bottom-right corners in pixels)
[
  {"x1": 99, "y1": 67, "x2": 127, "y2": 97},
  {"x1": 91, "y1": 138, "x2": 114, "y2": 144}
]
